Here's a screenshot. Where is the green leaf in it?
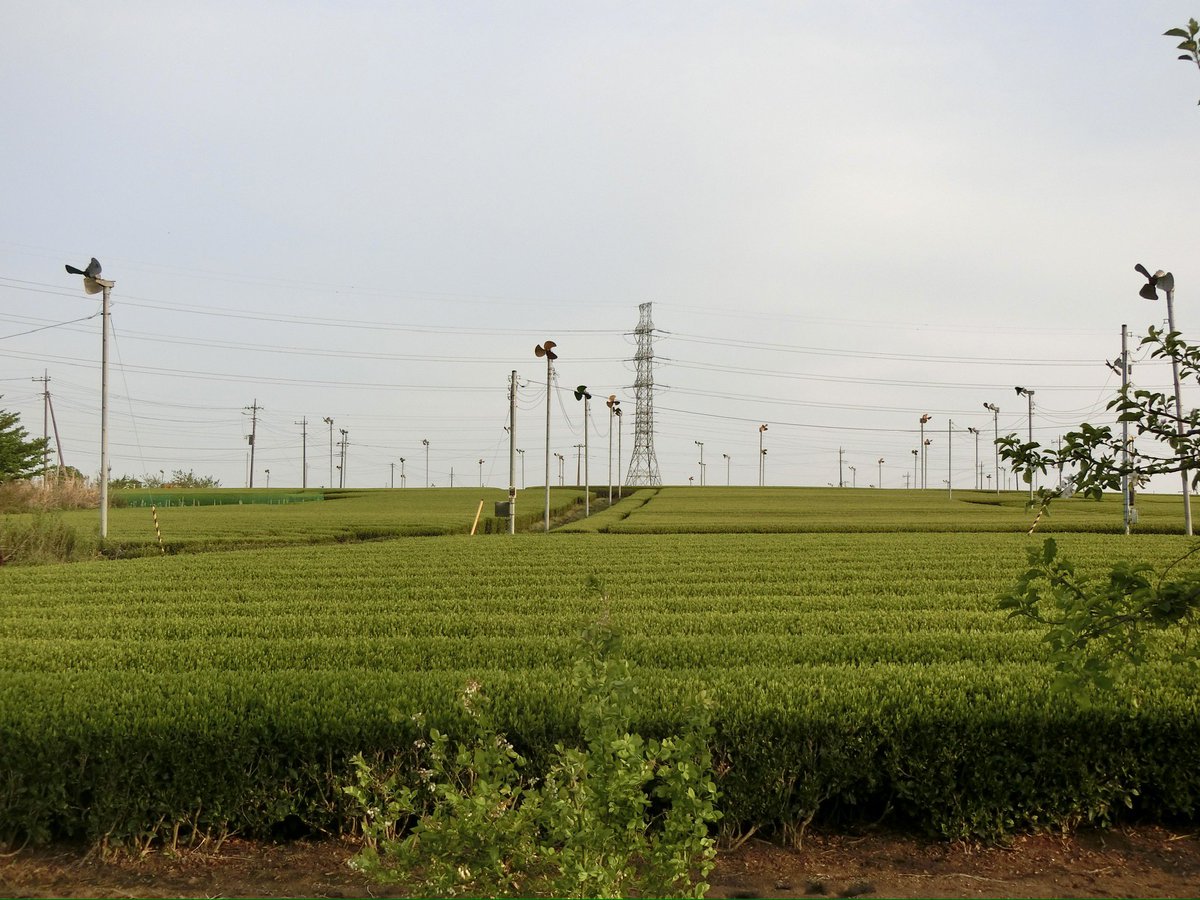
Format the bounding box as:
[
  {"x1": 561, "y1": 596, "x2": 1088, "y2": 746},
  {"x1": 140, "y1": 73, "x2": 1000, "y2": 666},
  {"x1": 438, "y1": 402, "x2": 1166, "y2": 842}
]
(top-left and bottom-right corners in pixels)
[{"x1": 1165, "y1": 27, "x2": 1192, "y2": 38}]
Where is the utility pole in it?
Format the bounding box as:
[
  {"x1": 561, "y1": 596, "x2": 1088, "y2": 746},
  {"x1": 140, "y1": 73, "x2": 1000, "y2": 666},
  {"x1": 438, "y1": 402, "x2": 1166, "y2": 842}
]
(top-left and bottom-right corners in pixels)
[
  {"x1": 338, "y1": 428, "x2": 348, "y2": 488},
  {"x1": 878, "y1": 457, "x2": 884, "y2": 489},
  {"x1": 245, "y1": 399, "x2": 262, "y2": 488},
  {"x1": 423, "y1": 438, "x2": 430, "y2": 488},
  {"x1": 535, "y1": 340, "x2": 557, "y2": 531},
  {"x1": 616, "y1": 409, "x2": 624, "y2": 499},
  {"x1": 1136, "y1": 266, "x2": 1190, "y2": 534},
  {"x1": 758, "y1": 424, "x2": 768, "y2": 486},
  {"x1": 390, "y1": 462, "x2": 395, "y2": 488},
  {"x1": 967, "y1": 427, "x2": 980, "y2": 490},
  {"x1": 983, "y1": 402, "x2": 1000, "y2": 494},
  {"x1": 574, "y1": 386, "x2": 592, "y2": 517},
  {"x1": 606, "y1": 395, "x2": 621, "y2": 504},
  {"x1": 919, "y1": 414, "x2": 931, "y2": 489},
  {"x1": 947, "y1": 419, "x2": 953, "y2": 500},
  {"x1": 1117, "y1": 325, "x2": 1132, "y2": 534},
  {"x1": 63, "y1": 258, "x2": 114, "y2": 537},
  {"x1": 574, "y1": 443, "x2": 583, "y2": 486},
  {"x1": 32, "y1": 371, "x2": 50, "y2": 483},
  {"x1": 400, "y1": 457, "x2": 406, "y2": 488},
  {"x1": 723, "y1": 453, "x2": 731, "y2": 486},
  {"x1": 295, "y1": 416, "x2": 308, "y2": 489},
  {"x1": 322, "y1": 417, "x2": 334, "y2": 488},
  {"x1": 838, "y1": 447, "x2": 845, "y2": 487},
  {"x1": 1015, "y1": 387, "x2": 1035, "y2": 500},
  {"x1": 509, "y1": 370, "x2": 518, "y2": 534},
  {"x1": 695, "y1": 440, "x2": 705, "y2": 486}
]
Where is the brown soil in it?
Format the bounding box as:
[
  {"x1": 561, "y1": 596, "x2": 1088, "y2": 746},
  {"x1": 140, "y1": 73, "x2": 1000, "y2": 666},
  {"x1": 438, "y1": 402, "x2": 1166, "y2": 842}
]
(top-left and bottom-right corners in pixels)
[{"x1": 3, "y1": 826, "x2": 1199, "y2": 899}]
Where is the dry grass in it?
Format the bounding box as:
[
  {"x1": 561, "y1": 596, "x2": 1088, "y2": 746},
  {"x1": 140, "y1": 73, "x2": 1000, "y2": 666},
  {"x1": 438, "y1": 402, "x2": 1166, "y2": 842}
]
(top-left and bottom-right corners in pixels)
[
  {"x1": 0, "y1": 479, "x2": 96, "y2": 564},
  {"x1": 0, "y1": 477, "x2": 98, "y2": 513}
]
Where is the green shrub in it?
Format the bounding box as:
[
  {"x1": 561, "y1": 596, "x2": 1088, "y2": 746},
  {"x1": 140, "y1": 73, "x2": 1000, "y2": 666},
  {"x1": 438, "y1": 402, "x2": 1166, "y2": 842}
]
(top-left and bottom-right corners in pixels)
[{"x1": 344, "y1": 621, "x2": 721, "y2": 898}]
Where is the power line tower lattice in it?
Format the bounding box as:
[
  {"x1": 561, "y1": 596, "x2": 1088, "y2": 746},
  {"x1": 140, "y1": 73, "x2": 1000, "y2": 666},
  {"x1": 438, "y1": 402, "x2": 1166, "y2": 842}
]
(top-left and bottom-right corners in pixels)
[{"x1": 625, "y1": 302, "x2": 661, "y2": 486}]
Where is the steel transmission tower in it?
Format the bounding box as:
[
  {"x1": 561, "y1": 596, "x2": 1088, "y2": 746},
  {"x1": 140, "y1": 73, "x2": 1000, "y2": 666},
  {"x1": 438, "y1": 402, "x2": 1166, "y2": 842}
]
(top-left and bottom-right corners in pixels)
[{"x1": 625, "y1": 302, "x2": 661, "y2": 486}]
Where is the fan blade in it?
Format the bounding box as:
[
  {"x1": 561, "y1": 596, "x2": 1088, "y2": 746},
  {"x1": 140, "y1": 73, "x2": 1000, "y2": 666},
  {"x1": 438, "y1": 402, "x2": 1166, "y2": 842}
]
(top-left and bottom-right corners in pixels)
[
  {"x1": 535, "y1": 344, "x2": 546, "y2": 357},
  {"x1": 1135, "y1": 263, "x2": 1152, "y2": 279},
  {"x1": 1139, "y1": 284, "x2": 1158, "y2": 300}
]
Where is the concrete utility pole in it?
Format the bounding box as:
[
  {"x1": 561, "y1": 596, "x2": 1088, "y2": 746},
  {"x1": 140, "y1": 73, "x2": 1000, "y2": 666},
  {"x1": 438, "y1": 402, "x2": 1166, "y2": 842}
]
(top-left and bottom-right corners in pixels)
[
  {"x1": 838, "y1": 447, "x2": 845, "y2": 487},
  {"x1": 1136, "y1": 265, "x2": 1190, "y2": 535},
  {"x1": 296, "y1": 416, "x2": 308, "y2": 489},
  {"x1": 338, "y1": 428, "x2": 348, "y2": 488},
  {"x1": 919, "y1": 414, "x2": 931, "y2": 489},
  {"x1": 508, "y1": 370, "x2": 518, "y2": 534},
  {"x1": 63, "y1": 258, "x2": 113, "y2": 537},
  {"x1": 574, "y1": 385, "x2": 592, "y2": 516},
  {"x1": 399, "y1": 457, "x2": 406, "y2": 488},
  {"x1": 535, "y1": 340, "x2": 557, "y2": 531},
  {"x1": 1121, "y1": 324, "x2": 1132, "y2": 534},
  {"x1": 422, "y1": 438, "x2": 430, "y2": 488},
  {"x1": 983, "y1": 402, "x2": 1000, "y2": 493},
  {"x1": 616, "y1": 408, "x2": 624, "y2": 499},
  {"x1": 606, "y1": 395, "x2": 621, "y2": 504},
  {"x1": 878, "y1": 457, "x2": 884, "y2": 488},
  {"x1": 32, "y1": 371, "x2": 50, "y2": 482},
  {"x1": 758, "y1": 424, "x2": 768, "y2": 486},
  {"x1": 695, "y1": 440, "x2": 705, "y2": 486},
  {"x1": 246, "y1": 400, "x2": 262, "y2": 488},
  {"x1": 966, "y1": 427, "x2": 980, "y2": 490},
  {"x1": 1015, "y1": 387, "x2": 1035, "y2": 500},
  {"x1": 947, "y1": 419, "x2": 953, "y2": 500},
  {"x1": 723, "y1": 453, "x2": 731, "y2": 486},
  {"x1": 322, "y1": 417, "x2": 334, "y2": 488}
]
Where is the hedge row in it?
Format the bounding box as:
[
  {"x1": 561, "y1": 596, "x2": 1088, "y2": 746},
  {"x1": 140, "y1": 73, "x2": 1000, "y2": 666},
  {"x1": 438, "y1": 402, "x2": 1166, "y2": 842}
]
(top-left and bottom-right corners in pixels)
[{"x1": 2, "y1": 663, "x2": 1199, "y2": 845}]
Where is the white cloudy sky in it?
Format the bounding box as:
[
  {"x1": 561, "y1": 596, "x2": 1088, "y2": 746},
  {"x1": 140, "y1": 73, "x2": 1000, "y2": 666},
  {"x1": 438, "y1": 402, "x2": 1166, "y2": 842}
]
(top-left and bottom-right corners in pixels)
[{"x1": 1, "y1": 1, "x2": 1196, "y2": 491}]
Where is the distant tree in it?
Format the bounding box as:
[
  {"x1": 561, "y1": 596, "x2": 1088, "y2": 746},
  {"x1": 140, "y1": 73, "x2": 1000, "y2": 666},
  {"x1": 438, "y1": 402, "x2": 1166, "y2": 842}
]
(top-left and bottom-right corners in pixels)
[
  {"x1": 170, "y1": 469, "x2": 221, "y2": 488},
  {"x1": 110, "y1": 474, "x2": 145, "y2": 489},
  {"x1": 0, "y1": 403, "x2": 50, "y2": 483}
]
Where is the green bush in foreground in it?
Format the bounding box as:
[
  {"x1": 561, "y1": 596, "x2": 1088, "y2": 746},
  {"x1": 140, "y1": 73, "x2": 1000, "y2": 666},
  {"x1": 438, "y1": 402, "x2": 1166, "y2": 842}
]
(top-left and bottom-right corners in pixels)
[{"x1": 344, "y1": 618, "x2": 721, "y2": 898}]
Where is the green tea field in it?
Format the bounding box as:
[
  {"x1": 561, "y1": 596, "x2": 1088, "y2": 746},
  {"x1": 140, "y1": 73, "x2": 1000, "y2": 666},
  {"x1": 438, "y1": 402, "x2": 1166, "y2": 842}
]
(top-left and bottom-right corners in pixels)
[{"x1": 2, "y1": 486, "x2": 1198, "y2": 849}]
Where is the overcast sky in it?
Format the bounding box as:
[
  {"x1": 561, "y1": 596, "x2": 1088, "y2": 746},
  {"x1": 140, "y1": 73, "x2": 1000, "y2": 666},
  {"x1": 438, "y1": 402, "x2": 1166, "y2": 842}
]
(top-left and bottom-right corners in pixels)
[{"x1": 1, "y1": 1, "x2": 1196, "y2": 492}]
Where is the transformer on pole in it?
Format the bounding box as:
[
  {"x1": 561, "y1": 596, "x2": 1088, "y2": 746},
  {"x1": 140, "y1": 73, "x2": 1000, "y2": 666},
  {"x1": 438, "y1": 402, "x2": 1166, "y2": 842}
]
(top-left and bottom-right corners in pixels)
[{"x1": 625, "y1": 302, "x2": 661, "y2": 486}]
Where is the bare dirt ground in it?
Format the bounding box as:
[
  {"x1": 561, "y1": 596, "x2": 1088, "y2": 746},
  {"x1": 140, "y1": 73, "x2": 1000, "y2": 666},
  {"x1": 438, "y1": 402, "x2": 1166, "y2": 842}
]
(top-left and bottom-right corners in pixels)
[{"x1": 3, "y1": 826, "x2": 1200, "y2": 899}]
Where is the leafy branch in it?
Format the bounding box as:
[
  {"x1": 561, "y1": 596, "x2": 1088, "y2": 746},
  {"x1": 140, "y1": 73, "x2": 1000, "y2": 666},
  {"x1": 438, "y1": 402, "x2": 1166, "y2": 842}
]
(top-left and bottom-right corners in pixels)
[
  {"x1": 999, "y1": 538, "x2": 1200, "y2": 697},
  {"x1": 998, "y1": 326, "x2": 1200, "y2": 512},
  {"x1": 1166, "y1": 18, "x2": 1200, "y2": 103}
]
